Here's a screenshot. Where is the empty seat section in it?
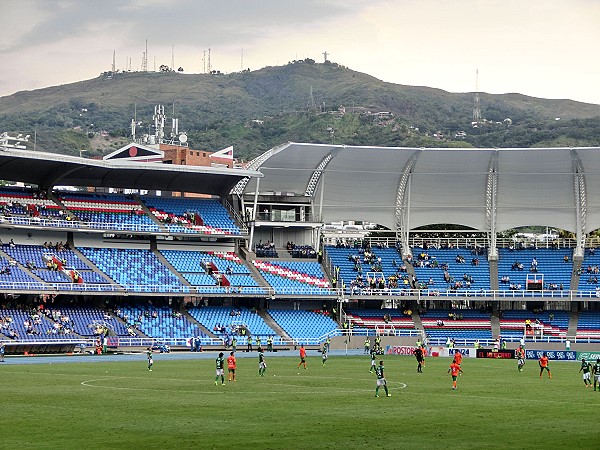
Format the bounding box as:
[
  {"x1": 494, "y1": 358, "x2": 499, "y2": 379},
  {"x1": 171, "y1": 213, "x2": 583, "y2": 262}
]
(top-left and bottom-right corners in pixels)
[
  {"x1": 253, "y1": 260, "x2": 329, "y2": 294},
  {"x1": 79, "y1": 247, "x2": 188, "y2": 293},
  {"x1": 420, "y1": 309, "x2": 492, "y2": 342},
  {"x1": 499, "y1": 310, "x2": 569, "y2": 341},
  {"x1": 116, "y1": 306, "x2": 206, "y2": 340},
  {"x1": 576, "y1": 311, "x2": 600, "y2": 342},
  {"x1": 188, "y1": 306, "x2": 275, "y2": 341},
  {"x1": 498, "y1": 248, "x2": 572, "y2": 292},
  {"x1": 268, "y1": 309, "x2": 340, "y2": 345}
]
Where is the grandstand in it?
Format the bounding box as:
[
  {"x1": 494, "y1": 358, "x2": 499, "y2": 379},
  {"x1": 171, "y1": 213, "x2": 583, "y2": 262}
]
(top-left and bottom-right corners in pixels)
[{"x1": 1, "y1": 142, "x2": 600, "y2": 354}]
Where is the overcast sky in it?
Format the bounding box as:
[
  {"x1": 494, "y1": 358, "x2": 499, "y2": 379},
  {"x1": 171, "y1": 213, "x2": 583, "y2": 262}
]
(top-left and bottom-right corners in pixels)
[{"x1": 2, "y1": 0, "x2": 599, "y2": 104}]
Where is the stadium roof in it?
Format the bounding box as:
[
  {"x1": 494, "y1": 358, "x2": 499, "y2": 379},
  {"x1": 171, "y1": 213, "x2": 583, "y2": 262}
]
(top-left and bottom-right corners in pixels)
[
  {"x1": 237, "y1": 142, "x2": 600, "y2": 234},
  {"x1": 0, "y1": 149, "x2": 261, "y2": 197}
]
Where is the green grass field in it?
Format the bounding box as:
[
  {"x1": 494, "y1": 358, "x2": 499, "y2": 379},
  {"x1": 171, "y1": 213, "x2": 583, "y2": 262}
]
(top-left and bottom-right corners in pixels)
[{"x1": 1, "y1": 353, "x2": 599, "y2": 449}]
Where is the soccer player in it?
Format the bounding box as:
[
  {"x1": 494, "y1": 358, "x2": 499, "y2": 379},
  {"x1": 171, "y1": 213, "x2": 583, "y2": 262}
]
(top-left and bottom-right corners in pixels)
[
  {"x1": 325, "y1": 336, "x2": 331, "y2": 353},
  {"x1": 539, "y1": 352, "x2": 552, "y2": 379},
  {"x1": 374, "y1": 360, "x2": 391, "y2": 397},
  {"x1": 227, "y1": 351, "x2": 237, "y2": 381},
  {"x1": 146, "y1": 347, "x2": 154, "y2": 371},
  {"x1": 448, "y1": 361, "x2": 464, "y2": 390},
  {"x1": 414, "y1": 346, "x2": 424, "y2": 373},
  {"x1": 297, "y1": 344, "x2": 307, "y2": 369},
  {"x1": 258, "y1": 348, "x2": 267, "y2": 376},
  {"x1": 453, "y1": 350, "x2": 463, "y2": 367},
  {"x1": 593, "y1": 359, "x2": 600, "y2": 391},
  {"x1": 322, "y1": 344, "x2": 328, "y2": 366},
  {"x1": 369, "y1": 349, "x2": 378, "y2": 373},
  {"x1": 580, "y1": 358, "x2": 592, "y2": 387},
  {"x1": 516, "y1": 345, "x2": 526, "y2": 372},
  {"x1": 215, "y1": 352, "x2": 225, "y2": 385}
]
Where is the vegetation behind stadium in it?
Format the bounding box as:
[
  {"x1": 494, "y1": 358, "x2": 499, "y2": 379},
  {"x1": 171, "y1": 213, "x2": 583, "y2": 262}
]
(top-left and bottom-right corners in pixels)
[{"x1": 1, "y1": 59, "x2": 600, "y2": 161}]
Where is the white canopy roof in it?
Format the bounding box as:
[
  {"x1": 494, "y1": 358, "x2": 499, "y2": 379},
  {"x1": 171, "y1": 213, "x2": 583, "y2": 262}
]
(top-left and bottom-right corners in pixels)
[{"x1": 239, "y1": 142, "x2": 600, "y2": 234}]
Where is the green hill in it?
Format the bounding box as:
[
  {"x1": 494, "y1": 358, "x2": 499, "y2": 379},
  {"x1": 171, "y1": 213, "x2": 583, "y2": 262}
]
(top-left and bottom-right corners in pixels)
[{"x1": 1, "y1": 60, "x2": 599, "y2": 160}]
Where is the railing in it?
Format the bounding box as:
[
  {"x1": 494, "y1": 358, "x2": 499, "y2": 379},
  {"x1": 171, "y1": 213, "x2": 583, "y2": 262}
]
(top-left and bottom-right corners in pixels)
[
  {"x1": 0, "y1": 215, "x2": 243, "y2": 235},
  {"x1": 4, "y1": 278, "x2": 600, "y2": 300}
]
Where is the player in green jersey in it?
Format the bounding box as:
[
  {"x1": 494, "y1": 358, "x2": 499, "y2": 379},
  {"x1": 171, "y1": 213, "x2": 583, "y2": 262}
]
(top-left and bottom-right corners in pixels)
[
  {"x1": 374, "y1": 360, "x2": 391, "y2": 397},
  {"x1": 592, "y1": 359, "x2": 600, "y2": 391},
  {"x1": 369, "y1": 350, "x2": 378, "y2": 373},
  {"x1": 146, "y1": 347, "x2": 154, "y2": 371},
  {"x1": 322, "y1": 344, "x2": 328, "y2": 366},
  {"x1": 215, "y1": 352, "x2": 225, "y2": 385},
  {"x1": 580, "y1": 358, "x2": 592, "y2": 387},
  {"x1": 258, "y1": 348, "x2": 267, "y2": 376}
]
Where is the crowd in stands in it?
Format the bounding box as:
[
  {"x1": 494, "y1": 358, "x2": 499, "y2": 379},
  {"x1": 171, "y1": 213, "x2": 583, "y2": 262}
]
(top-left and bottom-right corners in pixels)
[
  {"x1": 286, "y1": 242, "x2": 317, "y2": 258},
  {"x1": 255, "y1": 240, "x2": 277, "y2": 257}
]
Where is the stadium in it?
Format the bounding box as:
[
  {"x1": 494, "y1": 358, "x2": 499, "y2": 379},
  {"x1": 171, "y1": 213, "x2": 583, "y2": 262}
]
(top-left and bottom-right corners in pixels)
[{"x1": 2, "y1": 136, "x2": 600, "y2": 448}]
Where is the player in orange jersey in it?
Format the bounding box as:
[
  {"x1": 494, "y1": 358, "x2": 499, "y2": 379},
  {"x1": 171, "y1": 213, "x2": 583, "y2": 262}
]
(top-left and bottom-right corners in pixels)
[
  {"x1": 297, "y1": 344, "x2": 307, "y2": 369},
  {"x1": 227, "y1": 351, "x2": 237, "y2": 381},
  {"x1": 448, "y1": 361, "x2": 464, "y2": 390},
  {"x1": 539, "y1": 352, "x2": 552, "y2": 379}
]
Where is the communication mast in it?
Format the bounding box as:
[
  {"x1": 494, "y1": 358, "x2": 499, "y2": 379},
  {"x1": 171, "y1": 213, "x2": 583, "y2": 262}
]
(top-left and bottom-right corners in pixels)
[
  {"x1": 208, "y1": 48, "x2": 211, "y2": 73},
  {"x1": 112, "y1": 50, "x2": 116, "y2": 72},
  {"x1": 472, "y1": 69, "x2": 482, "y2": 127},
  {"x1": 307, "y1": 86, "x2": 316, "y2": 110},
  {"x1": 141, "y1": 39, "x2": 148, "y2": 72}
]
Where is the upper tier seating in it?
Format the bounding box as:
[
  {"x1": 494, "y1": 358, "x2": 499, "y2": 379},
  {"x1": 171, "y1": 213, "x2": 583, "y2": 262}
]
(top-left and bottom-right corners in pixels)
[
  {"x1": 0, "y1": 253, "x2": 44, "y2": 289},
  {"x1": 188, "y1": 306, "x2": 275, "y2": 340},
  {"x1": 3, "y1": 244, "x2": 110, "y2": 288},
  {"x1": 576, "y1": 311, "x2": 600, "y2": 342},
  {"x1": 160, "y1": 250, "x2": 261, "y2": 294},
  {"x1": 57, "y1": 192, "x2": 159, "y2": 232},
  {"x1": 498, "y1": 248, "x2": 572, "y2": 292},
  {"x1": 499, "y1": 310, "x2": 569, "y2": 340},
  {"x1": 577, "y1": 250, "x2": 600, "y2": 291},
  {"x1": 79, "y1": 247, "x2": 189, "y2": 293},
  {"x1": 0, "y1": 188, "x2": 62, "y2": 218},
  {"x1": 142, "y1": 197, "x2": 240, "y2": 235},
  {"x1": 253, "y1": 260, "x2": 330, "y2": 295},
  {"x1": 325, "y1": 246, "x2": 410, "y2": 295},
  {"x1": 267, "y1": 309, "x2": 339, "y2": 344},
  {"x1": 420, "y1": 309, "x2": 492, "y2": 340},
  {"x1": 412, "y1": 247, "x2": 490, "y2": 293}
]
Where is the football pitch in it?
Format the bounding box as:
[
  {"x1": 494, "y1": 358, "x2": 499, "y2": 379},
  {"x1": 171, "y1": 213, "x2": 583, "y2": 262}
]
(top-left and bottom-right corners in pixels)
[{"x1": 1, "y1": 352, "x2": 599, "y2": 449}]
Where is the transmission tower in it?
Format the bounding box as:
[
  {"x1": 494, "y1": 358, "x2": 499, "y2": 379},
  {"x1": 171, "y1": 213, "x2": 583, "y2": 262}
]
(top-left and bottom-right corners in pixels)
[
  {"x1": 112, "y1": 50, "x2": 116, "y2": 72},
  {"x1": 307, "y1": 86, "x2": 316, "y2": 110},
  {"x1": 141, "y1": 39, "x2": 148, "y2": 72},
  {"x1": 472, "y1": 69, "x2": 482, "y2": 126}
]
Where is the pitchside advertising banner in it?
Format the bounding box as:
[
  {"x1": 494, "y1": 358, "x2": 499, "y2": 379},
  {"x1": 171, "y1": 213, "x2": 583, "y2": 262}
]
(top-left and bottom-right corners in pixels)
[
  {"x1": 476, "y1": 349, "x2": 515, "y2": 359},
  {"x1": 385, "y1": 346, "x2": 476, "y2": 358},
  {"x1": 525, "y1": 350, "x2": 577, "y2": 361},
  {"x1": 577, "y1": 352, "x2": 600, "y2": 361}
]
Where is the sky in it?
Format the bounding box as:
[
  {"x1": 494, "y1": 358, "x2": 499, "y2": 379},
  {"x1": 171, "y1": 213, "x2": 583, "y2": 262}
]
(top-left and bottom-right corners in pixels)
[{"x1": 2, "y1": 0, "x2": 600, "y2": 104}]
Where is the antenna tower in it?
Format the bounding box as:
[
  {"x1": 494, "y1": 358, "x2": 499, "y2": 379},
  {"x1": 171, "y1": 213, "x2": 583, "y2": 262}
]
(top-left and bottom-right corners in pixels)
[
  {"x1": 307, "y1": 86, "x2": 316, "y2": 110},
  {"x1": 472, "y1": 69, "x2": 482, "y2": 126},
  {"x1": 241, "y1": 48, "x2": 244, "y2": 71},
  {"x1": 171, "y1": 45, "x2": 174, "y2": 71},
  {"x1": 208, "y1": 48, "x2": 211, "y2": 73},
  {"x1": 112, "y1": 50, "x2": 116, "y2": 72},
  {"x1": 203, "y1": 51, "x2": 206, "y2": 73},
  {"x1": 141, "y1": 39, "x2": 148, "y2": 72}
]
